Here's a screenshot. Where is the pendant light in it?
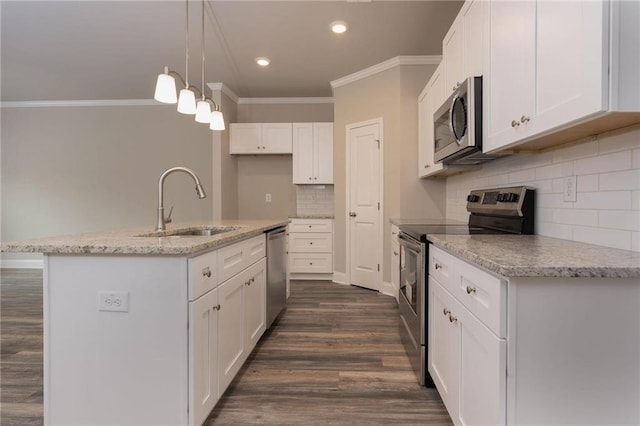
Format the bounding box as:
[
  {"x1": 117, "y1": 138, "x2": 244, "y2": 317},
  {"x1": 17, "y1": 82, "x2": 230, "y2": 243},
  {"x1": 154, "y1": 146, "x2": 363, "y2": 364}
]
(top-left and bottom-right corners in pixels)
[{"x1": 153, "y1": 0, "x2": 225, "y2": 130}]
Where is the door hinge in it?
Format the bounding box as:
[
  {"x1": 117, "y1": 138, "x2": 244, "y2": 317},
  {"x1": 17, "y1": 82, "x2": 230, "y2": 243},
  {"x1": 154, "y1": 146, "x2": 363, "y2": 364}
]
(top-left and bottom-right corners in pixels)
[
  {"x1": 376, "y1": 139, "x2": 380, "y2": 149},
  {"x1": 377, "y1": 202, "x2": 380, "y2": 211},
  {"x1": 377, "y1": 264, "x2": 380, "y2": 272}
]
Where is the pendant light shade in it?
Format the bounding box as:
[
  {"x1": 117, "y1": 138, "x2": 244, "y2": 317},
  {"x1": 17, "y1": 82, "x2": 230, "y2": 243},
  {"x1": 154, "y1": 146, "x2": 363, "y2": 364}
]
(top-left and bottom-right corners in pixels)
[
  {"x1": 177, "y1": 89, "x2": 196, "y2": 114},
  {"x1": 154, "y1": 72, "x2": 177, "y2": 104},
  {"x1": 210, "y1": 109, "x2": 225, "y2": 131},
  {"x1": 195, "y1": 100, "x2": 212, "y2": 123}
]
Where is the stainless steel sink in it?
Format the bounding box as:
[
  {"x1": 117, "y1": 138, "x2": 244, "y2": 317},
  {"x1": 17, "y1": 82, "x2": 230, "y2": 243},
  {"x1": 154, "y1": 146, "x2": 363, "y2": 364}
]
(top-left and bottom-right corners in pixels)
[{"x1": 138, "y1": 225, "x2": 244, "y2": 238}]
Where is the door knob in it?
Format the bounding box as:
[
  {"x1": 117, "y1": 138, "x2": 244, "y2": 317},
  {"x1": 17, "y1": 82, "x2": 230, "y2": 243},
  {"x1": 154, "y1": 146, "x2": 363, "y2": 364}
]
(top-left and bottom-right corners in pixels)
[{"x1": 349, "y1": 212, "x2": 357, "y2": 217}]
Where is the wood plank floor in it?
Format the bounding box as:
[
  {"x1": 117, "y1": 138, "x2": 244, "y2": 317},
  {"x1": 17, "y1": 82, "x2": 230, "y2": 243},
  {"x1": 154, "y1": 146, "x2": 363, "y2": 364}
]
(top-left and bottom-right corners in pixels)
[{"x1": 0, "y1": 270, "x2": 451, "y2": 425}]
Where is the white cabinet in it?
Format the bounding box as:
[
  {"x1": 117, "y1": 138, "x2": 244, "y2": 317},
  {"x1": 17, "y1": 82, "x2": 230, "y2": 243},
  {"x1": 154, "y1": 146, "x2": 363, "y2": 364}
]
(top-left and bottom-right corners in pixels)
[
  {"x1": 428, "y1": 244, "x2": 640, "y2": 425},
  {"x1": 484, "y1": 0, "x2": 640, "y2": 153},
  {"x1": 429, "y1": 245, "x2": 507, "y2": 426},
  {"x1": 390, "y1": 224, "x2": 400, "y2": 297},
  {"x1": 442, "y1": 0, "x2": 486, "y2": 98},
  {"x1": 218, "y1": 257, "x2": 266, "y2": 396},
  {"x1": 230, "y1": 123, "x2": 293, "y2": 154},
  {"x1": 418, "y1": 64, "x2": 447, "y2": 178},
  {"x1": 189, "y1": 287, "x2": 220, "y2": 426},
  {"x1": 288, "y1": 218, "x2": 333, "y2": 276},
  {"x1": 292, "y1": 122, "x2": 333, "y2": 184}
]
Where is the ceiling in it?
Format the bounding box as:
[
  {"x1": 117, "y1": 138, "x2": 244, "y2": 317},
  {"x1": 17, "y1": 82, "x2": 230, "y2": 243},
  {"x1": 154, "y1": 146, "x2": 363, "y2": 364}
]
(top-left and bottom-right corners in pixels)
[{"x1": 1, "y1": 0, "x2": 463, "y2": 102}]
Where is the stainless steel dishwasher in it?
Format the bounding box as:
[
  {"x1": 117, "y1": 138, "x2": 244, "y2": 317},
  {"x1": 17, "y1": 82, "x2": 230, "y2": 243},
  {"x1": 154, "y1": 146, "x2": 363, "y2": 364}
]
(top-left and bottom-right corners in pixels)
[{"x1": 266, "y1": 226, "x2": 287, "y2": 328}]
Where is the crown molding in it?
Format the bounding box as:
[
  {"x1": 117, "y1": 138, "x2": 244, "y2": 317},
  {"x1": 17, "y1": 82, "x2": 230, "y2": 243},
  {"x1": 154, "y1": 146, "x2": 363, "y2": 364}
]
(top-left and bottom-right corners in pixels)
[
  {"x1": 330, "y1": 55, "x2": 442, "y2": 89},
  {"x1": 237, "y1": 97, "x2": 334, "y2": 105},
  {"x1": 207, "y1": 82, "x2": 240, "y2": 104},
  {"x1": 0, "y1": 99, "x2": 159, "y2": 108}
]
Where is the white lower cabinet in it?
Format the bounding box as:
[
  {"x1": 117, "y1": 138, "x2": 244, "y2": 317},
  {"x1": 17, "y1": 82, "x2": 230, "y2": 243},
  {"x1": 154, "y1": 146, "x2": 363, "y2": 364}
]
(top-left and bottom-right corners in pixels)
[
  {"x1": 218, "y1": 257, "x2": 266, "y2": 396},
  {"x1": 189, "y1": 287, "x2": 220, "y2": 426},
  {"x1": 429, "y1": 244, "x2": 640, "y2": 425},
  {"x1": 288, "y1": 218, "x2": 334, "y2": 277}
]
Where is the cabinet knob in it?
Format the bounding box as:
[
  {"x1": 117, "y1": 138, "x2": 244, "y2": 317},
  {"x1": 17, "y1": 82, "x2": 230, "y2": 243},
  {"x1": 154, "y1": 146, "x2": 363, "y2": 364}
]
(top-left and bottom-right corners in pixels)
[
  {"x1": 314, "y1": 177, "x2": 317, "y2": 180},
  {"x1": 452, "y1": 85, "x2": 457, "y2": 91},
  {"x1": 308, "y1": 225, "x2": 312, "y2": 228},
  {"x1": 214, "y1": 304, "x2": 221, "y2": 311},
  {"x1": 443, "y1": 308, "x2": 450, "y2": 316},
  {"x1": 309, "y1": 177, "x2": 312, "y2": 181},
  {"x1": 435, "y1": 263, "x2": 442, "y2": 270},
  {"x1": 449, "y1": 314, "x2": 458, "y2": 324},
  {"x1": 466, "y1": 286, "x2": 477, "y2": 295},
  {"x1": 424, "y1": 164, "x2": 430, "y2": 168},
  {"x1": 262, "y1": 146, "x2": 266, "y2": 149},
  {"x1": 309, "y1": 262, "x2": 313, "y2": 266},
  {"x1": 511, "y1": 120, "x2": 520, "y2": 128},
  {"x1": 257, "y1": 146, "x2": 261, "y2": 149},
  {"x1": 521, "y1": 115, "x2": 530, "y2": 123},
  {"x1": 393, "y1": 251, "x2": 398, "y2": 256},
  {"x1": 202, "y1": 268, "x2": 212, "y2": 278},
  {"x1": 309, "y1": 242, "x2": 313, "y2": 245}
]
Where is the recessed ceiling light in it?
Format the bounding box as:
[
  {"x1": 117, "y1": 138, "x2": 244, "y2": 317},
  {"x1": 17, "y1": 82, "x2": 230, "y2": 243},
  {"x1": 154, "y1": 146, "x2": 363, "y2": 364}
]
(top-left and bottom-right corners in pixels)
[
  {"x1": 256, "y1": 57, "x2": 270, "y2": 67},
  {"x1": 331, "y1": 21, "x2": 347, "y2": 34}
]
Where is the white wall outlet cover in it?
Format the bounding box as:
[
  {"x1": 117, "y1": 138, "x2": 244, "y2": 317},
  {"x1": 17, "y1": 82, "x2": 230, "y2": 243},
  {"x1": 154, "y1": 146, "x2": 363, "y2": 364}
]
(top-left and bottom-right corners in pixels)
[
  {"x1": 563, "y1": 176, "x2": 577, "y2": 202},
  {"x1": 265, "y1": 193, "x2": 272, "y2": 202},
  {"x1": 99, "y1": 291, "x2": 130, "y2": 312}
]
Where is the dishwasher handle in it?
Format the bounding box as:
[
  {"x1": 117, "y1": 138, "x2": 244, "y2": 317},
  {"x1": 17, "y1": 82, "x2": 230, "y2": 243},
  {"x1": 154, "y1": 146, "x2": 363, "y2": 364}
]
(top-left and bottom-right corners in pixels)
[{"x1": 267, "y1": 227, "x2": 287, "y2": 239}]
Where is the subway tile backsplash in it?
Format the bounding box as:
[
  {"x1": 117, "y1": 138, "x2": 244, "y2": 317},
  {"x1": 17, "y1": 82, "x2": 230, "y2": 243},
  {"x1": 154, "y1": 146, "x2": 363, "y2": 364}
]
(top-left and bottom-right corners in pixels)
[
  {"x1": 446, "y1": 124, "x2": 640, "y2": 252},
  {"x1": 296, "y1": 185, "x2": 334, "y2": 216}
]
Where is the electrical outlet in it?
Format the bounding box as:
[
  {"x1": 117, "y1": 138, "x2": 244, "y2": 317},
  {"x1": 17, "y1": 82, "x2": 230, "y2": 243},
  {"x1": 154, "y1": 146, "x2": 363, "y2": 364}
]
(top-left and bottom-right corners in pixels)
[
  {"x1": 99, "y1": 291, "x2": 129, "y2": 312},
  {"x1": 563, "y1": 176, "x2": 577, "y2": 202},
  {"x1": 265, "y1": 193, "x2": 272, "y2": 203}
]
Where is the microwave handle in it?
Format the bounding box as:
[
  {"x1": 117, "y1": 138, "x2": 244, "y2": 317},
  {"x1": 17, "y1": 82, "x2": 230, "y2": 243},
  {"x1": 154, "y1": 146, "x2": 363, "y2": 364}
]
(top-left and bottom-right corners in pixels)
[{"x1": 448, "y1": 93, "x2": 462, "y2": 144}]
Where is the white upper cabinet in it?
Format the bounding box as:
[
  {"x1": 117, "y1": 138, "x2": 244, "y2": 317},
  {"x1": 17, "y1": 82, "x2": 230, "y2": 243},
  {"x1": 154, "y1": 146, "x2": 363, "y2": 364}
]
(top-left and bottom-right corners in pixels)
[
  {"x1": 418, "y1": 64, "x2": 447, "y2": 178},
  {"x1": 443, "y1": 15, "x2": 464, "y2": 97},
  {"x1": 230, "y1": 123, "x2": 293, "y2": 154},
  {"x1": 292, "y1": 122, "x2": 333, "y2": 184},
  {"x1": 484, "y1": 0, "x2": 640, "y2": 153}
]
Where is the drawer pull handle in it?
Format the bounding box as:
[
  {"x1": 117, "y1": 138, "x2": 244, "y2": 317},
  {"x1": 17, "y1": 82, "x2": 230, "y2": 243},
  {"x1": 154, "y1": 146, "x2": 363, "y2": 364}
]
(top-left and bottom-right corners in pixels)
[
  {"x1": 434, "y1": 263, "x2": 442, "y2": 270},
  {"x1": 202, "y1": 268, "x2": 212, "y2": 278},
  {"x1": 214, "y1": 304, "x2": 221, "y2": 311},
  {"x1": 443, "y1": 308, "x2": 450, "y2": 316},
  {"x1": 466, "y1": 286, "x2": 477, "y2": 295},
  {"x1": 449, "y1": 314, "x2": 458, "y2": 324}
]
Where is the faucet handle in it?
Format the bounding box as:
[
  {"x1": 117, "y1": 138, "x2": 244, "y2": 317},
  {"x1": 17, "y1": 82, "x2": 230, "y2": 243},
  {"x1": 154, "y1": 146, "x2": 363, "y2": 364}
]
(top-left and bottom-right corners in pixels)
[{"x1": 165, "y1": 206, "x2": 173, "y2": 224}]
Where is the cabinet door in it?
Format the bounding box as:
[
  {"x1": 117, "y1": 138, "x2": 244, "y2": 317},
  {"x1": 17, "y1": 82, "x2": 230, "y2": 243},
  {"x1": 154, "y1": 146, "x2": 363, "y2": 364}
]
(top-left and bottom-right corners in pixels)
[
  {"x1": 391, "y1": 240, "x2": 400, "y2": 296},
  {"x1": 217, "y1": 274, "x2": 245, "y2": 396},
  {"x1": 418, "y1": 64, "x2": 446, "y2": 178},
  {"x1": 262, "y1": 123, "x2": 293, "y2": 153},
  {"x1": 458, "y1": 304, "x2": 506, "y2": 426},
  {"x1": 189, "y1": 288, "x2": 219, "y2": 426},
  {"x1": 314, "y1": 122, "x2": 334, "y2": 184},
  {"x1": 230, "y1": 123, "x2": 262, "y2": 154},
  {"x1": 443, "y1": 15, "x2": 464, "y2": 97},
  {"x1": 292, "y1": 123, "x2": 314, "y2": 183},
  {"x1": 429, "y1": 278, "x2": 460, "y2": 419},
  {"x1": 462, "y1": 0, "x2": 485, "y2": 78},
  {"x1": 244, "y1": 258, "x2": 267, "y2": 352},
  {"x1": 533, "y1": 1, "x2": 607, "y2": 132},
  {"x1": 484, "y1": 0, "x2": 536, "y2": 153}
]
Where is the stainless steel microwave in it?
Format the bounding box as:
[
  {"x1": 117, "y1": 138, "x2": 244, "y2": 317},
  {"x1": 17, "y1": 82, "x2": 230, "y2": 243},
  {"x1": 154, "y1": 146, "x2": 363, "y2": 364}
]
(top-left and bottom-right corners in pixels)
[{"x1": 433, "y1": 76, "x2": 485, "y2": 165}]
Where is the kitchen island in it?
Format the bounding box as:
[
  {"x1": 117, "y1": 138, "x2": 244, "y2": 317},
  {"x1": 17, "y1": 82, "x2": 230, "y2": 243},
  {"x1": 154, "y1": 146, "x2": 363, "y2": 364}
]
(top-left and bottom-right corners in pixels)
[
  {"x1": 425, "y1": 234, "x2": 640, "y2": 426},
  {"x1": 1, "y1": 219, "x2": 288, "y2": 426}
]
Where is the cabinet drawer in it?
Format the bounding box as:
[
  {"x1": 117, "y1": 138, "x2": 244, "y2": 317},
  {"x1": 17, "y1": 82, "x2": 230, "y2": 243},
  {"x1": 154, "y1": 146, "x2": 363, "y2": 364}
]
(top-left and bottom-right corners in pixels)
[
  {"x1": 217, "y1": 234, "x2": 266, "y2": 283},
  {"x1": 289, "y1": 253, "x2": 332, "y2": 273},
  {"x1": 430, "y1": 245, "x2": 506, "y2": 337},
  {"x1": 289, "y1": 219, "x2": 332, "y2": 233},
  {"x1": 188, "y1": 250, "x2": 218, "y2": 301},
  {"x1": 289, "y1": 233, "x2": 332, "y2": 253}
]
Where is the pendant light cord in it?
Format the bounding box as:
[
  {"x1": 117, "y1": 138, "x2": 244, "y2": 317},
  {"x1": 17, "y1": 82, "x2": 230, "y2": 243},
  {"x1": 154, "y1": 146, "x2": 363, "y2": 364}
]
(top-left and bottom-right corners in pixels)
[
  {"x1": 185, "y1": 0, "x2": 189, "y2": 86},
  {"x1": 201, "y1": 0, "x2": 205, "y2": 99}
]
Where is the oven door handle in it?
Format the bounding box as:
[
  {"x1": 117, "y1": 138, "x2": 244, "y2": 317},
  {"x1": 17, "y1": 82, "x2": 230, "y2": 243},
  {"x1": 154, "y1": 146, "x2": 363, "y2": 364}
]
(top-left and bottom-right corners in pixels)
[{"x1": 398, "y1": 232, "x2": 423, "y2": 252}]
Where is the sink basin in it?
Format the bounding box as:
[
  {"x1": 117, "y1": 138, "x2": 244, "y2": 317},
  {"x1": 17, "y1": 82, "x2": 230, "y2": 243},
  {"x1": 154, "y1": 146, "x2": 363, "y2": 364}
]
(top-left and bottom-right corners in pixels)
[{"x1": 138, "y1": 225, "x2": 244, "y2": 238}]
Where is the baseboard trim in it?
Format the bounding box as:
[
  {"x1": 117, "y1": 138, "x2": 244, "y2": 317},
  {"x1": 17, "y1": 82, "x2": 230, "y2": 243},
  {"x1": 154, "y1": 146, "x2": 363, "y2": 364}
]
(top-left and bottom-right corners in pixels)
[
  {"x1": 290, "y1": 273, "x2": 333, "y2": 281},
  {"x1": 332, "y1": 271, "x2": 348, "y2": 285},
  {"x1": 1, "y1": 259, "x2": 44, "y2": 269}
]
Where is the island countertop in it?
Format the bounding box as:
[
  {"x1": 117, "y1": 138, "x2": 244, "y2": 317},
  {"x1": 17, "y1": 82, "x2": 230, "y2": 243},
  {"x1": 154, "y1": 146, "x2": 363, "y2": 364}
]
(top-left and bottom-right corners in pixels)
[
  {"x1": 427, "y1": 234, "x2": 640, "y2": 279},
  {"x1": 0, "y1": 219, "x2": 289, "y2": 256}
]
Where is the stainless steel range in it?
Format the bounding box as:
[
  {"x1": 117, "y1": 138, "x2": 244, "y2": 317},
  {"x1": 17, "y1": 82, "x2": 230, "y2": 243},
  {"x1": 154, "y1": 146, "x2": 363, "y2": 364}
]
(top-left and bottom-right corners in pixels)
[{"x1": 397, "y1": 186, "x2": 535, "y2": 386}]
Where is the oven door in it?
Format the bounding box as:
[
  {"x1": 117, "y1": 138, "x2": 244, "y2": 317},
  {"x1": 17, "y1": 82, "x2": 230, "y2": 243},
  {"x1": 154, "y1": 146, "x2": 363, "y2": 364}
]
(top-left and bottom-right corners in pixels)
[{"x1": 398, "y1": 232, "x2": 426, "y2": 384}]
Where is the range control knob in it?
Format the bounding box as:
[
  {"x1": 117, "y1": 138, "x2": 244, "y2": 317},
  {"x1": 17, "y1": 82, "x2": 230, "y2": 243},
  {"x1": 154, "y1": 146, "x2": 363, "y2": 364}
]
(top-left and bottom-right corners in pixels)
[
  {"x1": 506, "y1": 193, "x2": 519, "y2": 202},
  {"x1": 466, "y1": 194, "x2": 480, "y2": 202},
  {"x1": 497, "y1": 193, "x2": 506, "y2": 202}
]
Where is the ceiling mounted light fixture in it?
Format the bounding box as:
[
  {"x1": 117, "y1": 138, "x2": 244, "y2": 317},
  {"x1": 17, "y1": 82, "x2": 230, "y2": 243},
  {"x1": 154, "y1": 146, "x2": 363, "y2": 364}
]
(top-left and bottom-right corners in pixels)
[
  {"x1": 256, "y1": 57, "x2": 270, "y2": 67},
  {"x1": 153, "y1": 0, "x2": 225, "y2": 131},
  {"x1": 330, "y1": 21, "x2": 347, "y2": 34}
]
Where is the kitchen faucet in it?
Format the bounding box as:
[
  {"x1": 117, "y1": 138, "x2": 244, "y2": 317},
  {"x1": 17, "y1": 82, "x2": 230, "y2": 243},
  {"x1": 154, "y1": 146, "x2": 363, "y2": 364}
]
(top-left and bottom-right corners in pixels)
[{"x1": 156, "y1": 166, "x2": 207, "y2": 231}]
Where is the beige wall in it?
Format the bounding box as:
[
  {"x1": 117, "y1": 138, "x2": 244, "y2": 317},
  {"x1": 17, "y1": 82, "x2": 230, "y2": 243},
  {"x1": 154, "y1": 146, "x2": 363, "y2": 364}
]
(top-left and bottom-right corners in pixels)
[
  {"x1": 234, "y1": 102, "x2": 334, "y2": 219},
  {"x1": 333, "y1": 65, "x2": 446, "y2": 281},
  {"x1": 1, "y1": 104, "x2": 214, "y2": 263},
  {"x1": 211, "y1": 90, "x2": 239, "y2": 220}
]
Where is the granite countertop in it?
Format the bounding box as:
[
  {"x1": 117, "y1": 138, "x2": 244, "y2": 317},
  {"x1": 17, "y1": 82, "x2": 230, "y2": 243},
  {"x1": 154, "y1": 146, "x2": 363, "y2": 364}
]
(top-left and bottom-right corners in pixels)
[
  {"x1": 390, "y1": 218, "x2": 467, "y2": 226},
  {"x1": 289, "y1": 215, "x2": 334, "y2": 219},
  {"x1": 0, "y1": 219, "x2": 289, "y2": 256},
  {"x1": 428, "y1": 234, "x2": 640, "y2": 279}
]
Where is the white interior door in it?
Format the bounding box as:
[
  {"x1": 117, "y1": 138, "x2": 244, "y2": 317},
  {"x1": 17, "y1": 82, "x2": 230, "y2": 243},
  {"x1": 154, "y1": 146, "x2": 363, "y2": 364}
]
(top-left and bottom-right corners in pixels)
[{"x1": 348, "y1": 120, "x2": 381, "y2": 291}]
